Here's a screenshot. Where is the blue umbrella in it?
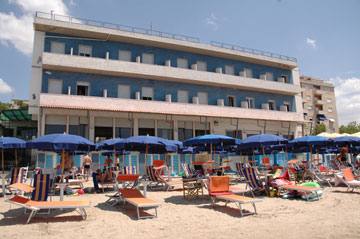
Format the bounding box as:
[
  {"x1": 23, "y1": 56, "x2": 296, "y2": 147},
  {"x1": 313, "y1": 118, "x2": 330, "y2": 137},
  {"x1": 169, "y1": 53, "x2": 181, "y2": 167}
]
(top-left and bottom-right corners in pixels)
[
  {"x1": 238, "y1": 134, "x2": 287, "y2": 149},
  {"x1": 123, "y1": 136, "x2": 177, "y2": 153},
  {"x1": 27, "y1": 133, "x2": 95, "y2": 152},
  {"x1": 0, "y1": 137, "x2": 26, "y2": 196},
  {"x1": 332, "y1": 136, "x2": 360, "y2": 147},
  {"x1": 183, "y1": 134, "x2": 236, "y2": 147},
  {"x1": 288, "y1": 136, "x2": 331, "y2": 147},
  {"x1": 96, "y1": 138, "x2": 125, "y2": 151}
]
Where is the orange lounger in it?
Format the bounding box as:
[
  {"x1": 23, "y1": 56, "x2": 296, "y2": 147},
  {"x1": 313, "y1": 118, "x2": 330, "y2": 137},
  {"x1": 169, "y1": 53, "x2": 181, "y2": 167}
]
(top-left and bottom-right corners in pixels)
[
  {"x1": 209, "y1": 176, "x2": 261, "y2": 217},
  {"x1": 280, "y1": 184, "x2": 321, "y2": 201},
  {"x1": 8, "y1": 183, "x2": 34, "y2": 194},
  {"x1": 119, "y1": 188, "x2": 160, "y2": 219},
  {"x1": 6, "y1": 195, "x2": 90, "y2": 223}
]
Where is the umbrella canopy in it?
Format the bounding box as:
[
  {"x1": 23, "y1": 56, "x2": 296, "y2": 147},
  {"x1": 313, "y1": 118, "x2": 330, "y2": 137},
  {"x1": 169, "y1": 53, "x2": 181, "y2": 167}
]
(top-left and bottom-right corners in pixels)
[
  {"x1": 27, "y1": 133, "x2": 95, "y2": 152},
  {"x1": 288, "y1": 136, "x2": 331, "y2": 147},
  {"x1": 332, "y1": 136, "x2": 360, "y2": 147},
  {"x1": 122, "y1": 136, "x2": 177, "y2": 153},
  {"x1": 238, "y1": 134, "x2": 287, "y2": 149},
  {"x1": 0, "y1": 137, "x2": 26, "y2": 149},
  {"x1": 183, "y1": 134, "x2": 236, "y2": 147},
  {"x1": 96, "y1": 138, "x2": 125, "y2": 151}
]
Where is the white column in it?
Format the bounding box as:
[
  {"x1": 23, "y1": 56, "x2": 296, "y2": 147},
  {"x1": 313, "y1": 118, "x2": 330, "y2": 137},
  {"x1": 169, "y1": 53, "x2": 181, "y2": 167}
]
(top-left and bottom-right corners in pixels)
[
  {"x1": 154, "y1": 119, "x2": 158, "y2": 137},
  {"x1": 192, "y1": 121, "x2": 195, "y2": 137},
  {"x1": 40, "y1": 111, "x2": 46, "y2": 136},
  {"x1": 173, "y1": 119, "x2": 178, "y2": 140},
  {"x1": 133, "y1": 117, "x2": 139, "y2": 136},
  {"x1": 89, "y1": 114, "x2": 95, "y2": 141},
  {"x1": 112, "y1": 117, "x2": 116, "y2": 138},
  {"x1": 65, "y1": 115, "x2": 70, "y2": 133}
]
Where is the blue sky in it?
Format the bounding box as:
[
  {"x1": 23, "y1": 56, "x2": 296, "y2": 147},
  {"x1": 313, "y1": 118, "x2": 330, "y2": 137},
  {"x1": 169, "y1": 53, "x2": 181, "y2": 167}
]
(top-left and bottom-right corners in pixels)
[{"x1": 0, "y1": 0, "x2": 359, "y2": 125}]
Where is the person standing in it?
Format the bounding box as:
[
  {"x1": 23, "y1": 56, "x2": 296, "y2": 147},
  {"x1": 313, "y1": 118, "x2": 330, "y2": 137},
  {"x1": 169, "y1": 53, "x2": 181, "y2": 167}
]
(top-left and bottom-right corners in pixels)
[{"x1": 83, "y1": 154, "x2": 92, "y2": 181}]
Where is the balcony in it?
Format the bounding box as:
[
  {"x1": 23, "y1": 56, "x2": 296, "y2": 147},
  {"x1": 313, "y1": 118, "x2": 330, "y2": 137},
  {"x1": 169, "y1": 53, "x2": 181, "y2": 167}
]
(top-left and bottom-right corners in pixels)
[
  {"x1": 42, "y1": 53, "x2": 301, "y2": 95},
  {"x1": 39, "y1": 93, "x2": 304, "y2": 122}
]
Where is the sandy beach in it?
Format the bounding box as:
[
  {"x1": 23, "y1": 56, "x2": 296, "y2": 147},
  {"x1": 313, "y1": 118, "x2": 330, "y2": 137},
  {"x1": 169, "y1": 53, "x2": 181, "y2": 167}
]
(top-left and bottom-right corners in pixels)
[{"x1": 1, "y1": 181, "x2": 359, "y2": 239}]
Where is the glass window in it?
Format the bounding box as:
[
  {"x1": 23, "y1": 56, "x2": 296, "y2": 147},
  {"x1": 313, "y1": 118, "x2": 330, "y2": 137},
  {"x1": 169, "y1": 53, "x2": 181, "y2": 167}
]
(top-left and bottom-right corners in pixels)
[
  {"x1": 280, "y1": 75, "x2": 288, "y2": 83},
  {"x1": 284, "y1": 102, "x2": 291, "y2": 112},
  {"x1": 197, "y1": 92, "x2": 208, "y2": 105},
  {"x1": 77, "y1": 82, "x2": 89, "y2": 96},
  {"x1": 142, "y1": 53, "x2": 154, "y2": 64},
  {"x1": 226, "y1": 130, "x2": 242, "y2": 139},
  {"x1": 266, "y1": 72, "x2": 274, "y2": 81},
  {"x1": 246, "y1": 97, "x2": 255, "y2": 108},
  {"x1": 196, "y1": 61, "x2": 207, "y2": 71},
  {"x1": 50, "y1": 42, "x2": 65, "y2": 54},
  {"x1": 78, "y1": 45, "x2": 92, "y2": 57},
  {"x1": 115, "y1": 127, "x2": 132, "y2": 138},
  {"x1": 177, "y1": 90, "x2": 189, "y2": 103},
  {"x1": 228, "y1": 96, "x2": 235, "y2": 107},
  {"x1": 225, "y1": 65, "x2": 235, "y2": 75},
  {"x1": 45, "y1": 125, "x2": 66, "y2": 134},
  {"x1": 48, "y1": 79, "x2": 63, "y2": 94},
  {"x1": 177, "y1": 58, "x2": 188, "y2": 69},
  {"x1": 178, "y1": 121, "x2": 193, "y2": 141},
  {"x1": 119, "y1": 50, "x2": 132, "y2": 61},
  {"x1": 118, "y1": 84, "x2": 130, "y2": 99},
  {"x1": 244, "y1": 68, "x2": 253, "y2": 78},
  {"x1": 142, "y1": 87, "x2": 154, "y2": 100}
]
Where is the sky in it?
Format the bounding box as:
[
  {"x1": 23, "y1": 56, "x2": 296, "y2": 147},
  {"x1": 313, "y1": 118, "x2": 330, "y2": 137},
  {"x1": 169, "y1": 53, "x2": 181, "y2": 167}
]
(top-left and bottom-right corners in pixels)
[{"x1": 0, "y1": 0, "x2": 359, "y2": 125}]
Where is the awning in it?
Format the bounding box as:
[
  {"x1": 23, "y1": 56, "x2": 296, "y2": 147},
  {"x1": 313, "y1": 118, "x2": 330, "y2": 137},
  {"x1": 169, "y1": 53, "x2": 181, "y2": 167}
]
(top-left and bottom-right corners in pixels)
[{"x1": 0, "y1": 109, "x2": 32, "y2": 121}]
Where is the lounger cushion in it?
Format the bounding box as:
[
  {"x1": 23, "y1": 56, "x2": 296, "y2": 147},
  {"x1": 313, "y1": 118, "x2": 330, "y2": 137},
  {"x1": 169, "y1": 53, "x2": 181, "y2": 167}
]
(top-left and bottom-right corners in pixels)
[
  {"x1": 216, "y1": 194, "x2": 260, "y2": 203},
  {"x1": 119, "y1": 189, "x2": 160, "y2": 207},
  {"x1": 8, "y1": 183, "x2": 34, "y2": 193},
  {"x1": 9, "y1": 195, "x2": 90, "y2": 209}
]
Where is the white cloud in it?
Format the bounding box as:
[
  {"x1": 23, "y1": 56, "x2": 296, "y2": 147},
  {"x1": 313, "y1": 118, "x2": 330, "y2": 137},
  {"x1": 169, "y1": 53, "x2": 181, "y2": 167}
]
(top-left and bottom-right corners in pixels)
[
  {"x1": 0, "y1": 0, "x2": 69, "y2": 56},
  {"x1": 0, "y1": 78, "x2": 13, "y2": 94},
  {"x1": 329, "y1": 77, "x2": 360, "y2": 125},
  {"x1": 205, "y1": 13, "x2": 220, "y2": 31},
  {"x1": 306, "y1": 37, "x2": 317, "y2": 49}
]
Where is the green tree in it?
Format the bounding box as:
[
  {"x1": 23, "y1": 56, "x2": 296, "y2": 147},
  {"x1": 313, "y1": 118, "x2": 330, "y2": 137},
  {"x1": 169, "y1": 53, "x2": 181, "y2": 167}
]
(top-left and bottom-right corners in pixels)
[
  {"x1": 339, "y1": 121, "x2": 360, "y2": 134},
  {"x1": 313, "y1": 123, "x2": 326, "y2": 135},
  {"x1": 0, "y1": 102, "x2": 10, "y2": 111}
]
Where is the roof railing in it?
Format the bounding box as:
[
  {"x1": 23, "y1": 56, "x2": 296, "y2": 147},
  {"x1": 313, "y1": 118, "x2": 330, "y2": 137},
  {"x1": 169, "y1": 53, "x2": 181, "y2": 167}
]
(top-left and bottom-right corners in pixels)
[{"x1": 35, "y1": 11, "x2": 297, "y2": 63}]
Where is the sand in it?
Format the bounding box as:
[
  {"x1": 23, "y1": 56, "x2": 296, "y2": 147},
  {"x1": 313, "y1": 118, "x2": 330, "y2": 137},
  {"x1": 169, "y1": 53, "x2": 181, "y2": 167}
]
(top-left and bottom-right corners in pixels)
[{"x1": 0, "y1": 181, "x2": 359, "y2": 239}]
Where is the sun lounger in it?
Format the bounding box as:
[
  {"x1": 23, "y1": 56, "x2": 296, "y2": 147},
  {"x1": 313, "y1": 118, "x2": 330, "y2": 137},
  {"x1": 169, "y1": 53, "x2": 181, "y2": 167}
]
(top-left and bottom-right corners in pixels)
[
  {"x1": 8, "y1": 183, "x2": 34, "y2": 194},
  {"x1": 146, "y1": 166, "x2": 179, "y2": 191},
  {"x1": 335, "y1": 168, "x2": 360, "y2": 192},
  {"x1": 279, "y1": 184, "x2": 321, "y2": 201},
  {"x1": 6, "y1": 195, "x2": 90, "y2": 223},
  {"x1": 241, "y1": 166, "x2": 266, "y2": 196},
  {"x1": 209, "y1": 176, "x2": 261, "y2": 216},
  {"x1": 105, "y1": 174, "x2": 140, "y2": 206},
  {"x1": 119, "y1": 188, "x2": 160, "y2": 219}
]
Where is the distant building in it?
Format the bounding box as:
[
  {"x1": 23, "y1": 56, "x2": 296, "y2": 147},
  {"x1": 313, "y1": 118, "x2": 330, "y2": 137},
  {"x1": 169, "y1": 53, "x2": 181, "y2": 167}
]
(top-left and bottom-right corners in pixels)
[
  {"x1": 300, "y1": 76, "x2": 338, "y2": 134},
  {"x1": 29, "y1": 12, "x2": 304, "y2": 143}
]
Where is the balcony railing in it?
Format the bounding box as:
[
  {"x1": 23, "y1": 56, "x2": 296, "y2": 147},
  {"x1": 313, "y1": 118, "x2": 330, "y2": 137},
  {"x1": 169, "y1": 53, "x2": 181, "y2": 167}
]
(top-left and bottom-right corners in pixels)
[{"x1": 35, "y1": 11, "x2": 297, "y2": 63}]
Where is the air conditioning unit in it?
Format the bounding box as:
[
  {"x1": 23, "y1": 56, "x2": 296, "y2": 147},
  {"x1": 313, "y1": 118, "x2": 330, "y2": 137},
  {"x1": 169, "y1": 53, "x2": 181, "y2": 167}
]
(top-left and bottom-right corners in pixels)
[
  {"x1": 280, "y1": 105, "x2": 288, "y2": 112},
  {"x1": 261, "y1": 103, "x2": 269, "y2": 110},
  {"x1": 135, "y1": 91, "x2": 141, "y2": 100},
  {"x1": 241, "y1": 101, "x2": 248, "y2": 108},
  {"x1": 70, "y1": 47, "x2": 74, "y2": 55},
  {"x1": 192, "y1": 96, "x2": 199, "y2": 104},
  {"x1": 165, "y1": 94, "x2": 172, "y2": 102},
  {"x1": 217, "y1": 99, "x2": 224, "y2": 106},
  {"x1": 216, "y1": 67, "x2": 223, "y2": 74},
  {"x1": 165, "y1": 60, "x2": 171, "y2": 67},
  {"x1": 103, "y1": 89, "x2": 108, "y2": 98},
  {"x1": 105, "y1": 52, "x2": 109, "y2": 60},
  {"x1": 260, "y1": 74, "x2": 266, "y2": 80},
  {"x1": 191, "y1": 64, "x2": 197, "y2": 70},
  {"x1": 67, "y1": 86, "x2": 71, "y2": 95},
  {"x1": 239, "y1": 71, "x2": 245, "y2": 77},
  {"x1": 277, "y1": 77, "x2": 285, "y2": 83},
  {"x1": 136, "y1": 56, "x2": 141, "y2": 63}
]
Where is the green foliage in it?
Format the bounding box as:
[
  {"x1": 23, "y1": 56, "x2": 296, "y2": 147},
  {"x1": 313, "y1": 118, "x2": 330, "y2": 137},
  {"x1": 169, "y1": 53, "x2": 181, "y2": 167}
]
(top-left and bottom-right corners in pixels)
[
  {"x1": 339, "y1": 121, "x2": 360, "y2": 134},
  {"x1": 313, "y1": 123, "x2": 326, "y2": 135},
  {"x1": 0, "y1": 102, "x2": 11, "y2": 111}
]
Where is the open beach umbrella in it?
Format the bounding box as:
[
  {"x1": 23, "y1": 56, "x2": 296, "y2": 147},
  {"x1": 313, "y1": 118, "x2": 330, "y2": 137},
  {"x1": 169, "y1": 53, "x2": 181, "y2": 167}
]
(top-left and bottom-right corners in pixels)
[
  {"x1": 183, "y1": 134, "x2": 236, "y2": 147},
  {"x1": 288, "y1": 135, "x2": 332, "y2": 162},
  {"x1": 238, "y1": 134, "x2": 287, "y2": 149},
  {"x1": 0, "y1": 137, "x2": 26, "y2": 196},
  {"x1": 123, "y1": 135, "x2": 177, "y2": 154},
  {"x1": 332, "y1": 136, "x2": 360, "y2": 147},
  {"x1": 96, "y1": 138, "x2": 125, "y2": 151}
]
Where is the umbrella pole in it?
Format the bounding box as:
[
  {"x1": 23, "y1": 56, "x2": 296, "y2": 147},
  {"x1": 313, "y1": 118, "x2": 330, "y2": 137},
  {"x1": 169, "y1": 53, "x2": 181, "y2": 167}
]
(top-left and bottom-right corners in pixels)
[
  {"x1": 61, "y1": 149, "x2": 65, "y2": 183},
  {"x1": 15, "y1": 149, "x2": 18, "y2": 167}
]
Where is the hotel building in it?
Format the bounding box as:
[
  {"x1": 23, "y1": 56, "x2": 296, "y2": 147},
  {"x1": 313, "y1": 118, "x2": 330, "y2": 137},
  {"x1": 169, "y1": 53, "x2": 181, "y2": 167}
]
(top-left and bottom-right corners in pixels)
[
  {"x1": 300, "y1": 76, "x2": 338, "y2": 134},
  {"x1": 29, "y1": 12, "x2": 304, "y2": 146}
]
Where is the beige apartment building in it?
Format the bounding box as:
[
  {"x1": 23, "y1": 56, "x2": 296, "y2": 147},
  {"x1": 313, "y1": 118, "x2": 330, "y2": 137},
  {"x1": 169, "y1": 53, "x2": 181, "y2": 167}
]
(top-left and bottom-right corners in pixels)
[{"x1": 300, "y1": 76, "x2": 338, "y2": 134}]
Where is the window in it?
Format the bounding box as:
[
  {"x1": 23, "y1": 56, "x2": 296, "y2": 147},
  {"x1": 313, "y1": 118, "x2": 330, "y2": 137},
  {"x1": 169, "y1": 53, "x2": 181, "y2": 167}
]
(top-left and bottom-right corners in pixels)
[
  {"x1": 76, "y1": 82, "x2": 89, "y2": 96},
  {"x1": 244, "y1": 68, "x2": 253, "y2": 78},
  {"x1": 142, "y1": 87, "x2": 153, "y2": 100},
  {"x1": 48, "y1": 79, "x2": 63, "y2": 94},
  {"x1": 119, "y1": 50, "x2": 131, "y2": 61},
  {"x1": 177, "y1": 90, "x2": 189, "y2": 103},
  {"x1": 197, "y1": 92, "x2": 208, "y2": 104},
  {"x1": 280, "y1": 75, "x2": 288, "y2": 83},
  {"x1": 118, "y1": 84, "x2": 130, "y2": 99},
  {"x1": 226, "y1": 130, "x2": 242, "y2": 139},
  {"x1": 228, "y1": 96, "x2": 235, "y2": 107},
  {"x1": 50, "y1": 42, "x2": 65, "y2": 54},
  {"x1": 283, "y1": 102, "x2": 290, "y2": 112},
  {"x1": 268, "y1": 100, "x2": 276, "y2": 110},
  {"x1": 225, "y1": 65, "x2": 235, "y2": 75},
  {"x1": 196, "y1": 61, "x2": 207, "y2": 71},
  {"x1": 177, "y1": 58, "x2": 188, "y2": 69},
  {"x1": 78, "y1": 45, "x2": 92, "y2": 57},
  {"x1": 246, "y1": 97, "x2": 255, "y2": 108},
  {"x1": 142, "y1": 53, "x2": 154, "y2": 64}
]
